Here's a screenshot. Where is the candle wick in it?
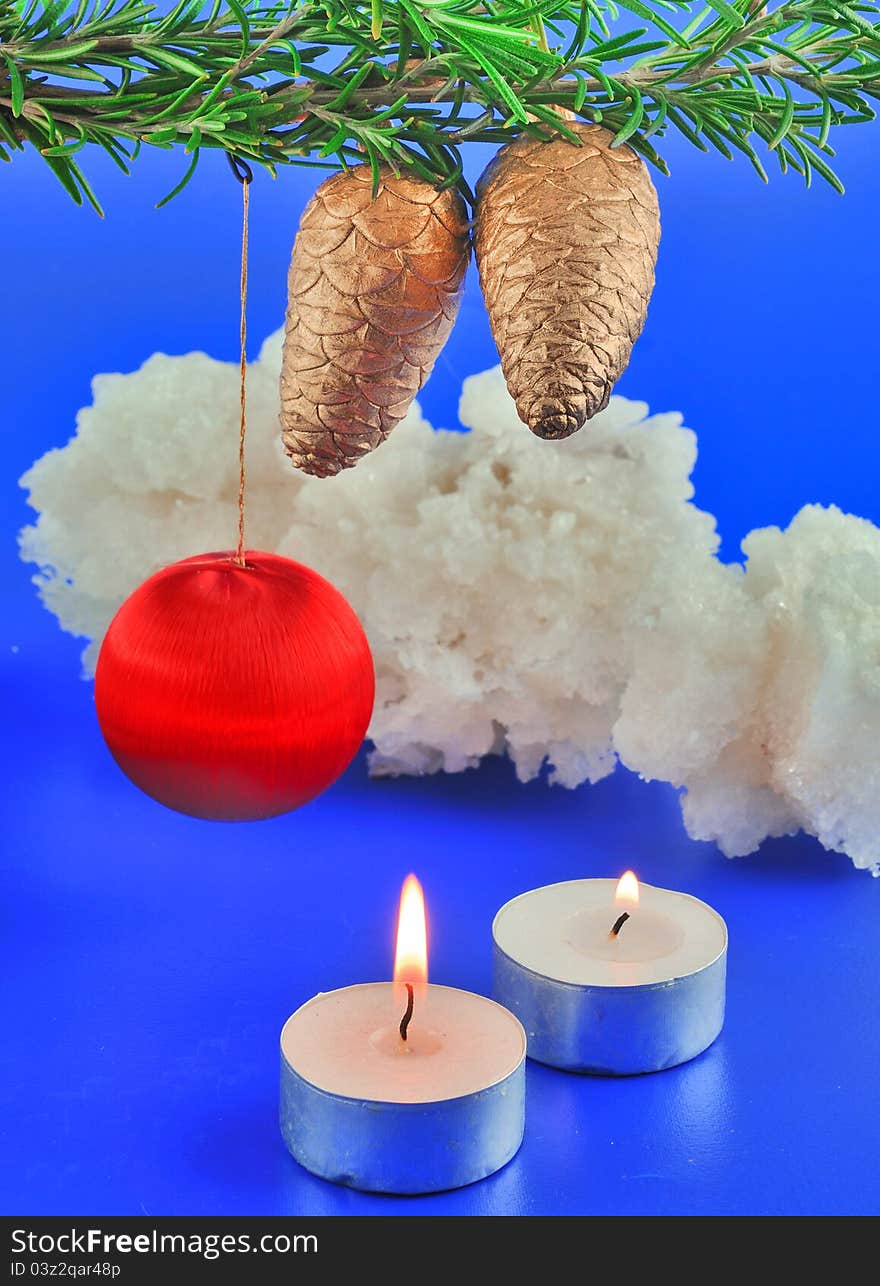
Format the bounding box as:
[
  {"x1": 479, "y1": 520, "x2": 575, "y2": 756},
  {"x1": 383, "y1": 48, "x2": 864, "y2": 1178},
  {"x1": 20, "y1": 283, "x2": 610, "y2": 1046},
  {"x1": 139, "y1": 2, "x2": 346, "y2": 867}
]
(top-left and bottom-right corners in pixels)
[
  {"x1": 610, "y1": 911, "x2": 631, "y2": 938},
  {"x1": 399, "y1": 983, "x2": 414, "y2": 1043}
]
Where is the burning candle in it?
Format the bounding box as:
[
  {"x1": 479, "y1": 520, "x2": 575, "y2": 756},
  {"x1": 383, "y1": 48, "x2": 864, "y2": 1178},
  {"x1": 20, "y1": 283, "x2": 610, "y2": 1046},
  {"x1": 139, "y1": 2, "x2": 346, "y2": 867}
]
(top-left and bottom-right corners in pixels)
[
  {"x1": 492, "y1": 873, "x2": 727, "y2": 1075},
  {"x1": 280, "y1": 875, "x2": 526, "y2": 1193}
]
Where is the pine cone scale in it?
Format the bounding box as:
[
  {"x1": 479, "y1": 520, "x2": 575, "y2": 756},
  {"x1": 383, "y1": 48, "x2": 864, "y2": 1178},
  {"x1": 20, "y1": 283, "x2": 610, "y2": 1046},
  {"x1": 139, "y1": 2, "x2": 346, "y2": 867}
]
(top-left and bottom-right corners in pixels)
[{"x1": 319, "y1": 249, "x2": 402, "y2": 297}]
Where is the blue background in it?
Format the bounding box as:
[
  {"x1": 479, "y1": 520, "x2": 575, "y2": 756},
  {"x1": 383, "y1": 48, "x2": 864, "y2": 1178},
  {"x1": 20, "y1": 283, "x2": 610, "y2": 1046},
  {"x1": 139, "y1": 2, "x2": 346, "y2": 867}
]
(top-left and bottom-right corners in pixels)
[{"x1": 2, "y1": 122, "x2": 879, "y2": 1217}]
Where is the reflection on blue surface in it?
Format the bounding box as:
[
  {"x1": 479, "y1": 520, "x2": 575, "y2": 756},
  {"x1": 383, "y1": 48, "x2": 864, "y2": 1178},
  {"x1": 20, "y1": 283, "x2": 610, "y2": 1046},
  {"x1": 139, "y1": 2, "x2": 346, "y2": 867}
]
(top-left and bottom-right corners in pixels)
[{"x1": 2, "y1": 130, "x2": 879, "y2": 1216}]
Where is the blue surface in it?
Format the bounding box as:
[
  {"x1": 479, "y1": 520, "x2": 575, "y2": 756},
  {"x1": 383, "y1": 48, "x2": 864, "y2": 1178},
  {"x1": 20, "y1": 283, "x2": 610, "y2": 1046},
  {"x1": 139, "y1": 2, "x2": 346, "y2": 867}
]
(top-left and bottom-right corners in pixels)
[{"x1": 2, "y1": 128, "x2": 880, "y2": 1217}]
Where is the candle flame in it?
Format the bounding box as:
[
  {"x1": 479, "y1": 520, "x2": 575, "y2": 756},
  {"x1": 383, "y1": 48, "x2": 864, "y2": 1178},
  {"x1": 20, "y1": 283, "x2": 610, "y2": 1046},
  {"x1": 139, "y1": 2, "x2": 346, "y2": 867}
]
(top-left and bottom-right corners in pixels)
[
  {"x1": 394, "y1": 874, "x2": 428, "y2": 988},
  {"x1": 615, "y1": 870, "x2": 640, "y2": 908}
]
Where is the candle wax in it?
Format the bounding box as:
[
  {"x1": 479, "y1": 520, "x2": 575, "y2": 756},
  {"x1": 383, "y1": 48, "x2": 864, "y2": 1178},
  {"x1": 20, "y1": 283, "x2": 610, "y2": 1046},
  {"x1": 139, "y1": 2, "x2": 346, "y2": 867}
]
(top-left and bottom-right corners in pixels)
[
  {"x1": 493, "y1": 879, "x2": 726, "y2": 987},
  {"x1": 281, "y1": 983, "x2": 525, "y2": 1103}
]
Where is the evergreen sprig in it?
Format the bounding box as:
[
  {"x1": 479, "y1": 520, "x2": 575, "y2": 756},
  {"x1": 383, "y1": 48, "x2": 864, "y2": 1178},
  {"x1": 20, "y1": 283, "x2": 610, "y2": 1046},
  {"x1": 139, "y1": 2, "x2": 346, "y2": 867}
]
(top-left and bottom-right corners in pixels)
[{"x1": 1, "y1": 0, "x2": 878, "y2": 210}]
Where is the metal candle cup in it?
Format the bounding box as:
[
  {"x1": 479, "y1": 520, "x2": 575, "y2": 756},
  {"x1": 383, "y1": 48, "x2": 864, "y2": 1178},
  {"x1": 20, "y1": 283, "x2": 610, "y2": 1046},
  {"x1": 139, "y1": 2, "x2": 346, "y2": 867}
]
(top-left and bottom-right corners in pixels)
[
  {"x1": 492, "y1": 876, "x2": 727, "y2": 1076},
  {"x1": 280, "y1": 983, "x2": 525, "y2": 1194}
]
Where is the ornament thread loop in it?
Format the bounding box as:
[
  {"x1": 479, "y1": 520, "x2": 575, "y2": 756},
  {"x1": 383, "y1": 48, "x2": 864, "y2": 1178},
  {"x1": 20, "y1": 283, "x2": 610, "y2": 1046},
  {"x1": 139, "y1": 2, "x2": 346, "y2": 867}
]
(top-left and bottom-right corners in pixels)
[{"x1": 226, "y1": 153, "x2": 254, "y2": 186}]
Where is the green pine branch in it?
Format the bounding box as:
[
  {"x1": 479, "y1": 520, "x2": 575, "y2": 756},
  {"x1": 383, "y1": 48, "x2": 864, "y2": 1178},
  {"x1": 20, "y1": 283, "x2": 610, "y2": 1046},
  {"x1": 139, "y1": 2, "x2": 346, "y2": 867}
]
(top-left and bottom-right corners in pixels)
[{"x1": 1, "y1": 0, "x2": 878, "y2": 211}]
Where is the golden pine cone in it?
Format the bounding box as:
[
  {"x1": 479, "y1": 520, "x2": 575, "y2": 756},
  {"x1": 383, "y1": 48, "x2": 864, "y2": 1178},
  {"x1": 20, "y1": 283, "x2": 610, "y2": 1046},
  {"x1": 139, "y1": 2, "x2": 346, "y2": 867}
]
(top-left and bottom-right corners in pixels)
[
  {"x1": 473, "y1": 124, "x2": 660, "y2": 440},
  {"x1": 281, "y1": 166, "x2": 470, "y2": 477}
]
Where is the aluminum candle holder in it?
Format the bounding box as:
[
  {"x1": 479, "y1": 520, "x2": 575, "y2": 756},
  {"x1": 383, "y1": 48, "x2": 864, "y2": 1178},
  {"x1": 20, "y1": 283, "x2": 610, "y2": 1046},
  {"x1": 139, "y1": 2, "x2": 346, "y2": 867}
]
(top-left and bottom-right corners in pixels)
[
  {"x1": 492, "y1": 878, "x2": 727, "y2": 1076},
  {"x1": 280, "y1": 983, "x2": 526, "y2": 1194}
]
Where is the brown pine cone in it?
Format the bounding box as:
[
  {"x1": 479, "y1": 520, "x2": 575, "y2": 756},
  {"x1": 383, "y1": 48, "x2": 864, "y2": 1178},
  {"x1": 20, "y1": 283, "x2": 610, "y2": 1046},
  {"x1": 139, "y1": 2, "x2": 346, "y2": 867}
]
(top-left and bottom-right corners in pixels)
[
  {"x1": 281, "y1": 166, "x2": 470, "y2": 477},
  {"x1": 473, "y1": 124, "x2": 660, "y2": 440}
]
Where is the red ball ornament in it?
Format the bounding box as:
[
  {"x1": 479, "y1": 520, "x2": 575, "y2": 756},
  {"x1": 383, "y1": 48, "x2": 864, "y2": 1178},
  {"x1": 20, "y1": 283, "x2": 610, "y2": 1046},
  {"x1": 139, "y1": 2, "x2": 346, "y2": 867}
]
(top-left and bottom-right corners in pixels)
[{"x1": 95, "y1": 550, "x2": 375, "y2": 821}]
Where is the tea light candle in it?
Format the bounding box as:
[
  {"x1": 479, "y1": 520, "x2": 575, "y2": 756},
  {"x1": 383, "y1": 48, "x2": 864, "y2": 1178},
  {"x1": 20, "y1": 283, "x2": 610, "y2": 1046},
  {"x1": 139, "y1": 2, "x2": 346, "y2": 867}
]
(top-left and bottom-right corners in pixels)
[
  {"x1": 493, "y1": 873, "x2": 727, "y2": 1075},
  {"x1": 280, "y1": 876, "x2": 526, "y2": 1193}
]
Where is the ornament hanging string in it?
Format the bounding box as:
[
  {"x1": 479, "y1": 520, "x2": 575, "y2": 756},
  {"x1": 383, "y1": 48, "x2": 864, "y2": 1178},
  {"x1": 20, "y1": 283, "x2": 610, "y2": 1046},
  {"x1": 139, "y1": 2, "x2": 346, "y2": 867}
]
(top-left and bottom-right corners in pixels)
[{"x1": 227, "y1": 153, "x2": 252, "y2": 567}]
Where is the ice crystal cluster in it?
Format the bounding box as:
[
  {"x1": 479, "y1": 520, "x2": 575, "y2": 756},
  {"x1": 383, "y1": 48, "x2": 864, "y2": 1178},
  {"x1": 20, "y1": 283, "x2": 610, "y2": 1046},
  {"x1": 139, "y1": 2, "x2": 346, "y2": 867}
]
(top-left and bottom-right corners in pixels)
[{"x1": 19, "y1": 332, "x2": 880, "y2": 872}]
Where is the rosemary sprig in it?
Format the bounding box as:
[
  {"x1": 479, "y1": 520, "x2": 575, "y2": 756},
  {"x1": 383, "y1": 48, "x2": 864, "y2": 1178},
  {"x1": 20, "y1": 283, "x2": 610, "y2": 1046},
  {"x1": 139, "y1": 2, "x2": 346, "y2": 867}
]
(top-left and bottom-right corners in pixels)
[{"x1": 1, "y1": 0, "x2": 878, "y2": 209}]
